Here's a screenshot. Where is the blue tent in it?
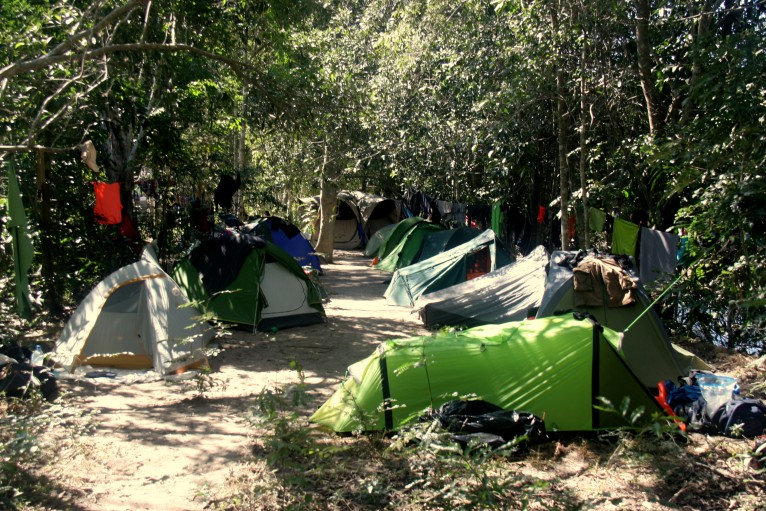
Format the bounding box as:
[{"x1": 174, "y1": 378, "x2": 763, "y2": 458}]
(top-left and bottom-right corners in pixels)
[{"x1": 243, "y1": 217, "x2": 323, "y2": 273}]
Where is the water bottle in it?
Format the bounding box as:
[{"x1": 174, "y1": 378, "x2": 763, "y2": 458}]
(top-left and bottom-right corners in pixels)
[{"x1": 30, "y1": 345, "x2": 45, "y2": 366}]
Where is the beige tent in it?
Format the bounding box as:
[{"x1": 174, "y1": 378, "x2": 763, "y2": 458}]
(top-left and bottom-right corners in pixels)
[{"x1": 53, "y1": 245, "x2": 214, "y2": 374}]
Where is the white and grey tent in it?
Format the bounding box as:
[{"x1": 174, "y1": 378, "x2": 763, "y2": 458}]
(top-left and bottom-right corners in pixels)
[
  {"x1": 416, "y1": 245, "x2": 548, "y2": 329},
  {"x1": 300, "y1": 191, "x2": 400, "y2": 250},
  {"x1": 342, "y1": 191, "x2": 401, "y2": 239},
  {"x1": 53, "y1": 245, "x2": 214, "y2": 375},
  {"x1": 300, "y1": 193, "x2": 364, "y2": 249}
]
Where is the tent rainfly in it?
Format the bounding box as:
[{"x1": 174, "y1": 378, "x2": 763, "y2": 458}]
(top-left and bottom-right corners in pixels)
[
  {"x1": 243, "y1": 216, "x2": 322, "y2": 273},
  {"x1": 53, "y1": 245, "x2": 214, "y2": 374},
  {"x1": 384, "y1": 229, "x2": 512, "y2": 307},
  {"x1": 310, "y1": 313, "x2": 662, "y2": 433},
  {"x1": 373, "y1": 221, "x2": 444, "y2": 272},
  {"x1": 416, "y1": 245, "x2": 549, "y2": 329}
]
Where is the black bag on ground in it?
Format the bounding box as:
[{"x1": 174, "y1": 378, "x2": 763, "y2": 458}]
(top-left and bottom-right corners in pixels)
[
  {"x1": 0, "y1": 360, "x2": 59, "y2": 402},
  {"x1": 710, "y1": 398, "x2": 766, "y2": 438},
  {"x1": 433, "y1": 399, "x2": 547, "y2": 450}
]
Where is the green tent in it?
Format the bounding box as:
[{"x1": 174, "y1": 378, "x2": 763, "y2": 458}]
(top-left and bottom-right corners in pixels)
[
  {"x1": 535, "y1": 251, "x2": 693, "y2": 388},
  {"x1": 373, "y1": 221, "x2": 444, "y2": 272},
  {"x1": 384, "y1": 229, "x2": 512, "y2": 307},
  {"x1": 375, "y1": 217, "x2": 424, "y2": 260},
  {"x1": 172, "y1": 233, "x2": 325, "y2": 330},
  {"x1": 414, "y1": 226, "x2": 483, "y2": 264},
  {"x1": 310, "y1": 313, "x2": 661, "y2": 433}
]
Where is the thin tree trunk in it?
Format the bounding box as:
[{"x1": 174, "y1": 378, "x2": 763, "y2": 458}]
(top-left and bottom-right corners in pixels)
[
  {"x1": 579, "y1": 33, "x2": 590, "y2": 250},
  {"x1": 635, "y1": 0, "x2": 663, "y2": 137},
  {"x1": 551, "y1": 9, "x2": 569, "y2": 251},
  {"x1": 315, "y1": 138, "x2": 336, "y2": 263},
  {"x1": 680, "y1": 0, "x2": 723, "y2": 125},
  {"x1": 36, "y1": 149, "x2": 62, "y2": 314}
]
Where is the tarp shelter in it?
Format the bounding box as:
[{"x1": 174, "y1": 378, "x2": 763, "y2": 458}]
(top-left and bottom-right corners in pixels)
[
  {"x1": 373, "y1": 221, "x2": 445, "y2": 272},
  {"x1": 172, "y1": 233, "x2": 325, "y2": 331},
  {"x1": 416, "y1": 246, "x2": 549, "y2": 329},
  {"x1": 310, "y1": 313, "x2": 662, "y2": 433},
  {"x1": 535, "y1": 251, "x2": 692, "y2": 388},
  {"x1": 300, "y1": 194, "x2": 364, "y2": 249},
  {"x1": 53, "y1": 245, "x2": 214, "y2": 374},
  {"x1": 243, "y1": 216, "x2": 322, "y2": 273},
  {"x1": 343, "y1": 191, "x2": 401, "y2": 239},
  {"x1": 384, "y1": 229, "x2": 512, "y2": 307}
]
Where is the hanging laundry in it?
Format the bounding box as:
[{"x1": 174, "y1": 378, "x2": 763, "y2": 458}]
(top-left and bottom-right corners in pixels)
[
  {"x1": 491, "y1": 203, "x2": 505, "y2": 239},
  {"x1": 639, "y1": 227, "x2": 680, "y2": 284},
  {"x1": 7, "y1": 165, "x2": 34, "y2": 319},
  {"x1": 611, "y1": 218, "x2": 639, "y2": 257},
  {"x1": 537, "y1": 206, "x2": 546, "y2": 224},
  {"x1": 588, "y1": 207, "x2": 607, "y2": 232},
  {"x1": 567, "y1": 216, "x2": 577, "y2": 241},
  {"x1": 93, "y1": 182, "x2": 122, "y2": 225}
]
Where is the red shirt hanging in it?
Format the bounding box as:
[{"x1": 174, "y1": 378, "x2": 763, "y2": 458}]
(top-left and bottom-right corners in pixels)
[{"x1": 93, "y1": 182, "x2": 122, "y2": 225}]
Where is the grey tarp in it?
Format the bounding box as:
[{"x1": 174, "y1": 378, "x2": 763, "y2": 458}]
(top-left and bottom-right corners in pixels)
[{"x1": 416, "y1": 246, "x2": 548, "y2": 329}]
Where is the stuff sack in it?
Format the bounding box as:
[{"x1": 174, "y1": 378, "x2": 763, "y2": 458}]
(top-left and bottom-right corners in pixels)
[
  {"x1": 0, "y1": 360, "x2": 58, "y2": 402},
  {"x1": 710, "y1": 399, "x2": 766, "y2": 438},
  {"x1": 431, "y1": 399, "x2": 547, "y2": 450}
]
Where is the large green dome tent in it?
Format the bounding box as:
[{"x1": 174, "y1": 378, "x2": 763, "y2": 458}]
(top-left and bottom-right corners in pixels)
[{"x1": 310, "y1": 313, "x2": 662, "y2": 433}]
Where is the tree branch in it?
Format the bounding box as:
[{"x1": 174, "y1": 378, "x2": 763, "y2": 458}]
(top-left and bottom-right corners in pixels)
[{"x1": 1, "y1": 42, "x2": 258, "y2": 81}]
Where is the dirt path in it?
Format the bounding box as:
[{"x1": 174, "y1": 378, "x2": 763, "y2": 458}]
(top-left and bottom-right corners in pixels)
[{"x1": 46, "y1": 250, "x2": 428, "y2": 511}]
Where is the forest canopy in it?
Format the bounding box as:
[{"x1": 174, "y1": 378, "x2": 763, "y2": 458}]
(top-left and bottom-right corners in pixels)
[{"x1": 1, "y1": 0, "x2": 764, "y2": 353}]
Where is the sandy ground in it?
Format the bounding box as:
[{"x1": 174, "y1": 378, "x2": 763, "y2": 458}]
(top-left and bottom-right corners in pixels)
[{"x1": 45, "y1": 250, "x2": 429, "y2": 511}]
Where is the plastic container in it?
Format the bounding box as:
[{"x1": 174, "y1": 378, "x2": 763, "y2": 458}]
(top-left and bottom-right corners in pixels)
[
  {"x1": 697, "y1": 374, "x2": 739, "y2": 415},
  {"x1": 30, "y1": 345, "x2": 45, "y2": 366}
]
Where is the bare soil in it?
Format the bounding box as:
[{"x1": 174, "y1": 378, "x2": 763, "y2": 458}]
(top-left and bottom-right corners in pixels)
[
  {"x1": 33, "y1": 250, "x2": 766, "y2": 511},
  {"x1": 39, "y1": 250, "x2": 429, "y2": 510}
]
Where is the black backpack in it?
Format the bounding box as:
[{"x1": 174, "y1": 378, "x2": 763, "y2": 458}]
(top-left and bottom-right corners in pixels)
[
  {"x1": 430, "y1": 399, "x2": 547, "y2": 450},
  {"x1": 710, "y1": 399, "x2": 766, "y2": 438}
]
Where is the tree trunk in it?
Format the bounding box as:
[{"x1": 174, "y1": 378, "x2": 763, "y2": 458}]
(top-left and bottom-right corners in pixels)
[
  {"x1": 579, "y1": 34, "x2": 590, "y2": 250},
  {"x1": 680, "y1": 0, "x2": 722, "y2": 125},
  {"x1": 36, "y1": 149, "x2": 63, "y2": 315},
  {"x1": 552, "y1": 9, "x2": 569, "y2": 251},
  {"x1": 315, "y1": 139, "x2": 336, "y2": 263},
  {"x1": 635, "y1": 0, "x2": 663, "y2": 137}
]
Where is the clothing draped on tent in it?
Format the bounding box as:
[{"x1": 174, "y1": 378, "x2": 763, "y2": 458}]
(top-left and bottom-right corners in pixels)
[{"x1": 573, "y1": 256, "x2": 637, "y2": 308}]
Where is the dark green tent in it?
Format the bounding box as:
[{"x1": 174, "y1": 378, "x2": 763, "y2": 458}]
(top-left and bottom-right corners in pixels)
[
  {"x1": 373, "y1": 221, "x2": 445, "y2": 272},
  {"x1": 172, "y1": 233, "x2": 325, "y2": 330},
  {"x1": 415, "y1": 226, "x2": 483, "y2": 264},
  {"x1": 375, "y1": 217, "x2": 424, "y2": 260},
  {"x1": 310, "y1": 313, "x2": 661, "y2": 433},
  {"x1": 384, "y1": 229, "x2": 512, "y2": 306}
]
